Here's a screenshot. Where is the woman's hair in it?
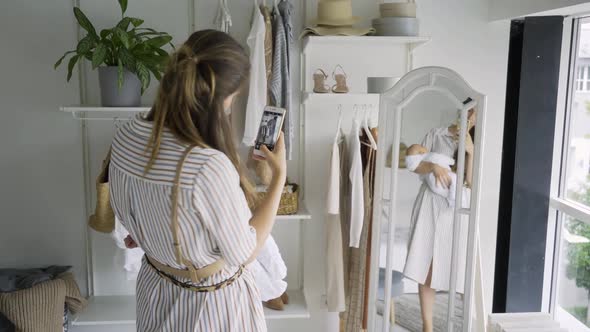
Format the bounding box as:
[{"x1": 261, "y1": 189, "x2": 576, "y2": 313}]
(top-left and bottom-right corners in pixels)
[{"x1": 145, "y1": 29, "x2": 256, "y2": 205}]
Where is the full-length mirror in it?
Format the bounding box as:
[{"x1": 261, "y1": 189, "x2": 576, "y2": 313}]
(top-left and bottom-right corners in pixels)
[{"x1": 368, "y1": 67, "x2": 486, "y2": 332}]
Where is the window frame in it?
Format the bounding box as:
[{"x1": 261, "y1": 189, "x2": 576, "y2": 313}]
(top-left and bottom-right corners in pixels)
[{"x1": 546, "y1": 16, "x2": 590, "y2": 326}]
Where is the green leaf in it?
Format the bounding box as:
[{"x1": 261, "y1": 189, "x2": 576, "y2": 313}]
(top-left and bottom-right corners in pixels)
[
  {"x1": 92, "y1": 43, "x2": 107, "y2": 68},
  {"x1": 146, "y1": 35, "x2": 173, "y2": 48},
  {"x1": 118, "y1": 47, "x2": 136, "y2": 70},
  {"x1": 67, "y1": 55, "x2": 80, "y2": 82},
  {"x1": 154, "y1": 48, "x2": 168, "y2": 57},
  {"x1": 135, "y1": 31, "x2": 166, "y2": 38},
  {"x1": 148, "y1": 66, "x2": 162, "y2": 81},
  {"x1": 73, "y1": 7, "x2": 97, "y2": 37},
  {"x1": 76, "y1": 35, "x2": 95, "y2": 54},
  {"x1": 54, "y1": 51, "x2": 75, "y2": 69},
  {"x1": 118, "y1": 0, "x2": 128, "y2": 15},
  {"x1": 136, "y1": 61, "x2": 151, "y2": 93},
  {"x1": 130, "y1": 18, "x2": 144, "y2": 27},
  {"x1": 117, "y1": 59, "x2": 124, "y2": 89},
  {"x1": 114, "y1": 28, "x2": 130, "y2": 48},
  {"x1": 100, "y1": 29, "x2": 113, "y2": 39},
  {"x1": 116, "y1": 17, "x2": 131, "y2": 31}
]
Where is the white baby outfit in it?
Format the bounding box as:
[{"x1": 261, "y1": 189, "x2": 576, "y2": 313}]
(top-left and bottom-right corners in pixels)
[
  {"x1": 406, "y1": 152, "x2": 457, "y2": 206},
  {"x1": 249, "y1": 235, "x2": 288, "y2": 301}
]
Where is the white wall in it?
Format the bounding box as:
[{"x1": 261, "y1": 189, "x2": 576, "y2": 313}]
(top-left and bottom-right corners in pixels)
[
  {"x1": 0, "y1": 0, "x2": 512, "y2": 331},
  {"x1": 412, "y1": 0, "x2": 510, "y2": 314},
  {"x1": 0, "y1": 0, "x2": 87, "y2": 290}
]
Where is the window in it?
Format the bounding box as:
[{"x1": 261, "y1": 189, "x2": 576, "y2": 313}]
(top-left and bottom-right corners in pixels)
[
  {"x1": 548, "y1": 18, "x2": 590, "y2": 332},
  {"x1": 576, "y1": 65, "x2": 589, "y2": 91}
]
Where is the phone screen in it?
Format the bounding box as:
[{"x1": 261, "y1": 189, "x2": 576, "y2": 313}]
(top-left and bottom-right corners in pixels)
[{"x1": 255, "y1": 109, "x2": 285, "y2": 152}]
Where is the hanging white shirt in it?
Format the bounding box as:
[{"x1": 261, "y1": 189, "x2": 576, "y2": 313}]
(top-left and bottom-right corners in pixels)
[
  {"x1": 349, "y1": 119, "x2": 364, "y2": 248},
  {"x1": 242, "y1": 5, "x2": 267, "y2": 146},
  {"x1": 325, "y1": 126, "x2": 346, "y2": 312}
]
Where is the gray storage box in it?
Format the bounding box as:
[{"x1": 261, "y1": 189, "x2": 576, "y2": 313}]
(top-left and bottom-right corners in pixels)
[{"x1": 372, "y1": 17, "x2": 419, "y2": 37}]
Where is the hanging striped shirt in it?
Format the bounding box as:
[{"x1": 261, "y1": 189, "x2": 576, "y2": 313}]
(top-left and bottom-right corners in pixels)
[{"x1": 109, "y1": 114, "x2": 266, "y2": 332}]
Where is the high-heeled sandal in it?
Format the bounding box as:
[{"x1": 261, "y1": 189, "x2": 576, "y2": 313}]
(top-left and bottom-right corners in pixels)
[
  {"x1": 313, "y1": 69, "x2": 330, "y2": 93},
  {"x1": 332, "y1": 65, "x2": 349, "y2": 93}
]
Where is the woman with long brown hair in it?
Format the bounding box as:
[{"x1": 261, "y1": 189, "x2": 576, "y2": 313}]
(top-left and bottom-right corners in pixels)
[{"x1": 109, "y1": 30, "x2": 285, "y2": 331}]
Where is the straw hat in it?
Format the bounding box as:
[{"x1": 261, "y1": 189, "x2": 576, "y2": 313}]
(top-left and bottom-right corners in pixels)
[
  {"x1": 302, "y1": 25, "x2": 375, "y2": 37},
  {"x1": 302, "y1": 0, "x2": 375, "y2": 37},
  {"x1": 315, "y1": 0, "x2": 360, "y2": 26}
]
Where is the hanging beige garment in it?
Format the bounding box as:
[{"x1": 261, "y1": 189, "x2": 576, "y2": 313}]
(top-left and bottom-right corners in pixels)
[{"x1": 342, "y1": 131, "x2": 377, "y2": 332}]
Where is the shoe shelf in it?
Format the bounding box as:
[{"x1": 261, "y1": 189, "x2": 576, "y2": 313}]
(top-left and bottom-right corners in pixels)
[{"x1": 302, "y1": 92, "x2": 380, "y2": 105}]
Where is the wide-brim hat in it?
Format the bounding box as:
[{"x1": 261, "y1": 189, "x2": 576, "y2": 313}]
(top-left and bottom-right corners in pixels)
[
  {"x1": 302, "y1": 25, "x2": 376, "y2": 37},
  {"x1": 314, "y1": 0, "x2": 360, "y2": 26}
]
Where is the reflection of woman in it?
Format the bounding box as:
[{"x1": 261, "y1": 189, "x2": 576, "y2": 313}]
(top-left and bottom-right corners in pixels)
[{"x1": 403, "y1": 109, "x2": 476, "y2": 332}]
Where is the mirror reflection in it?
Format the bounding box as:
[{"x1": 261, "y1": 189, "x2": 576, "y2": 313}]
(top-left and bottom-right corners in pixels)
[{"x1": 376, "y1": 89, "x2": 479, "y2": 332}]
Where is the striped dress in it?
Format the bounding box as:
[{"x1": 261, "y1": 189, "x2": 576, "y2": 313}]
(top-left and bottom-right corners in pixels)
[
  {"x1": 109, "y1": 115, "x2": 266, "y2": 332},
  {"x1": 403, "y1": 127, "x2": 468, "y2": 292}
]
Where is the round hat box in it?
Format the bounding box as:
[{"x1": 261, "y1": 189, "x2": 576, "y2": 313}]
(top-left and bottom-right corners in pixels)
[
  {"x1": 372, "y1": 17, "x2": 419, "y2": 37},
  {"x1": 379, "y1": 3, "x2": 417, "y2": 18}
]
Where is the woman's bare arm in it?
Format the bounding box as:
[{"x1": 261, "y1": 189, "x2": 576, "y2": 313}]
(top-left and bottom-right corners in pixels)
[
  {"x1": 414, "y1": 161, "x2": 452, "y2": 188},
  {"x1": 245, "y1": 134, "x2": 286, "y2": 265}
]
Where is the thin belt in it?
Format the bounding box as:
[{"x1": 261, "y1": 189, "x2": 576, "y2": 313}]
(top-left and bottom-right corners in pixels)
[{"x1": 145, "y1": 255, "x2": 242, "y2": 292}]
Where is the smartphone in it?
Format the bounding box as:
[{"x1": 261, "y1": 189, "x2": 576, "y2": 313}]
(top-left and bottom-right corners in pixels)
[{"x1": 253, "y1": 106, "x2": 286, "y2": 159}]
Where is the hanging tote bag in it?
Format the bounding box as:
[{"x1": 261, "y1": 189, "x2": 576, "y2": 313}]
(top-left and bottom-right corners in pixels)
[{"x1": 88, "y1": 149, "x2": 115, "y2": 233}]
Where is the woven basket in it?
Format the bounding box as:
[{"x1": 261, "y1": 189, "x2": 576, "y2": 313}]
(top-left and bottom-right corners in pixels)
[
  {"x1": 256, "y1": 183, "x2": 299, "y2": 215},
  {"x1": 278, "y1": 184, "x2": 299, "y2": 215}
]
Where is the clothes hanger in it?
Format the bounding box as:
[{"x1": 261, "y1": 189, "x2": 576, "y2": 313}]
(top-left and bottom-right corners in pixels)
[
  {"x1": 336, "y1": 104, "x2": 343, "y2": 138},
  {"x1": 353, "y1": 104, "x2": 361, "y2": 130},
  {"x1": 362, "y1": 104, "x2": 378, "y2": 149}
]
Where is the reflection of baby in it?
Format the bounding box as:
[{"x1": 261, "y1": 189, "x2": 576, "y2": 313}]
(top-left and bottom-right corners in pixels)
[{"x1": 405, "y1": 144, "x2": 457, "y2": 206}]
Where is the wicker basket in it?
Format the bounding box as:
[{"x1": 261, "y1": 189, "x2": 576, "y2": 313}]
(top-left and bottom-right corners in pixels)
[
  {"x1": 277, "y1": 184, "x2": 299, "y2": 215},
  {"x1": 256, "y1": 183, "x2": 299, "y2": 215}
]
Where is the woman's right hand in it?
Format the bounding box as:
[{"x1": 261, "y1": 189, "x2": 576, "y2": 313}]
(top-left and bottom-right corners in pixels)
[
  {"x1": 260, "y1": 133, "x2": 287, "y2": 182},
  {"x1": 432, "y1": 164, "x2": 452, "y2": 189}
]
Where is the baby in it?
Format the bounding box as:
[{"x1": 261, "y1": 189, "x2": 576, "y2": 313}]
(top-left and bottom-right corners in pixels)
[{"x1": 405, "y1": 144, "x2": 457, "y2": 206}]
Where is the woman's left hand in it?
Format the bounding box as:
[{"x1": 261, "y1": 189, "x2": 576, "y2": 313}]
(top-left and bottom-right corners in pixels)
[{"x1": 465, "y1": 132, "x2": 474, "y2": 155}]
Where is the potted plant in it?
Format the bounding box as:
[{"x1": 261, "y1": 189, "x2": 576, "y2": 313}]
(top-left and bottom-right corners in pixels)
[{"x1": 55, "y1": 0, "x2": 173, "y2": 107}]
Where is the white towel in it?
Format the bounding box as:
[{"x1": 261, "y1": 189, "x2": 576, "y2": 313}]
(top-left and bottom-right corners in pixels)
[
  {"x1": 406, "y1": 152, "x2": 458, "y2": 206},
  {"x1": 111, "y1": 217, "x2": 145, "y2": 281},
  {"x1": 251, "y1": 235, "x2": 288, "y2": 301}
]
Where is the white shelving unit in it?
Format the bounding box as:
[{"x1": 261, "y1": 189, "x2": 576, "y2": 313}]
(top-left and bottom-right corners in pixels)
[
  {"x1": 302, "y1": 35, "x2": 431, "y2": 51},
  {"x1": 60, "y1": 106, "x2": 313, "y2": 323},
  {"x1": 72, "y1": 289, "x2": 309, "y2": 327},
  {"x1": 61, "y1": 1, "x2": 314, "y2": 329},
  {"x1": 299, "y1": 34, "x2": 430, "y2": 332}
]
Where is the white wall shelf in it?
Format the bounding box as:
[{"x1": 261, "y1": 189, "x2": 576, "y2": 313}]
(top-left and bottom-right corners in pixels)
[
  {"x1": 72, "y1": 289, "x2": 309, "y2": 326},
  {"x1": 60, "y1": 106, "x2": 150, "y2": 120},
  {"x1": 302, "y1": 92, "x2": 380, "y2": 105},
  {"x1": 276, "y1": 202, "x2": 312, "y2": 220},
  {"x1": 302, "y1": 35, "x2": 431, "y2": 54}
]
